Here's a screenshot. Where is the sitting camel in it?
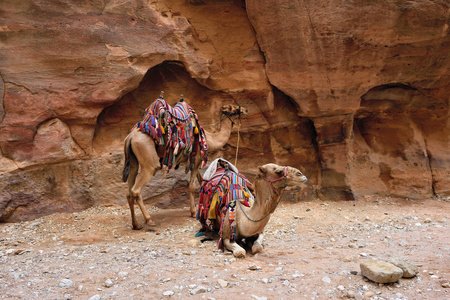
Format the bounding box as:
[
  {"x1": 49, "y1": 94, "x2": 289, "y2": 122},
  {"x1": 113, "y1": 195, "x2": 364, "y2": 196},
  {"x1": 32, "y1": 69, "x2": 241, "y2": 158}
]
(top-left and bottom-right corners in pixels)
[
  {"x1": 199, "y1": 162, "x2": 308, "y2": 258},
  {"x1": 122, "y1": 99, "x2": 248, "y2": 230}
]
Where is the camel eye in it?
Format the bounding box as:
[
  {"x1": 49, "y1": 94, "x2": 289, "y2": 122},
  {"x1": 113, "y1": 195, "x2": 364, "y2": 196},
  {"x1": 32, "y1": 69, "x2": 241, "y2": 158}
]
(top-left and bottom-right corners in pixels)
[{"x1": 297, "y1": 172, "x2": 302, "y2": 176}]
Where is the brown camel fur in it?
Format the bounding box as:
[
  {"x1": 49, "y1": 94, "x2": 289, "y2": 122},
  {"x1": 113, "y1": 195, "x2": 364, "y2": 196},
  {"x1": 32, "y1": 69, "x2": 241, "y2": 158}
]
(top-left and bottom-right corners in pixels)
[
  {"x1": 221, "y1": 163, "x2": 308, "y2": 257},
  {"x1": 122, "y1": 104, "x2": 248, "y2": 230}
]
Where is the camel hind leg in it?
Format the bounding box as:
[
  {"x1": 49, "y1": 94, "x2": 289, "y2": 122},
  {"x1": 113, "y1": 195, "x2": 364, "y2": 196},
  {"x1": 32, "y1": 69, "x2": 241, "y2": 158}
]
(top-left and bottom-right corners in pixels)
[
  {"x1": 126, "y1": 131, "x2": 159, "y2": 229},
  {"x1": 124, "y1": 133, "x2": 143, "y2": 230}
]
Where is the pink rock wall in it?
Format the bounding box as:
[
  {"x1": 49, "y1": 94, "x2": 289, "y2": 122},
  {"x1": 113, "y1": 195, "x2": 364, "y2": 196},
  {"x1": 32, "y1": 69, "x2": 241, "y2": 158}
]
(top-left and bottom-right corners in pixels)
[{"x1": 0, "y1": 0, "x2": 448, "y2": 221}]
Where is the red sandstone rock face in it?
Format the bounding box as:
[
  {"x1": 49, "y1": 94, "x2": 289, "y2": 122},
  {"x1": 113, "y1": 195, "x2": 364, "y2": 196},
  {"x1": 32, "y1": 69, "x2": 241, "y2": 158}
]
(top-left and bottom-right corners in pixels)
[{"x1": 0, "y1": 0, "x2": 448, "y2": 221}]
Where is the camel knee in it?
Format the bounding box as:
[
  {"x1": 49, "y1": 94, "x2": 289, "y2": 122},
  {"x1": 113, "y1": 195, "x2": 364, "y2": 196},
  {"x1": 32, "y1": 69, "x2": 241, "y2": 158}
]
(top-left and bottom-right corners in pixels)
[
  {"x1": 252, "y1": 242, "x2": 263, "y2": 254},
  {"x1": 251, "y1": 234, "x2": 264, "y2": 254},
  {"x1": 224, "y1": 239, "x2": 246, "y2": 258}
]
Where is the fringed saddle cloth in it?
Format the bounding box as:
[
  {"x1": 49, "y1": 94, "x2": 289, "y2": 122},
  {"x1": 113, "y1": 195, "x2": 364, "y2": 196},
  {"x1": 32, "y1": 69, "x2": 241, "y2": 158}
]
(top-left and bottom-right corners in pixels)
[
  {"x1": 197, "y1": 167, "x2": 254, "y2": 249},
  {"x1": 135, "y1": 97, "x2": 208, "y2": 172}
]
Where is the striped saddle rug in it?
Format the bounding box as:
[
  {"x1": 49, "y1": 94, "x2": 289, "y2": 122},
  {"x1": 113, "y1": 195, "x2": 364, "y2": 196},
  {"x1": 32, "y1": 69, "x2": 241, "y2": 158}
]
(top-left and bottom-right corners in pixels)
[
  {"x1": 135, "y1": 97, "x2": 208, "y2": 171},
  {"x1": 197, "y1": 167, "x2": 254, "y2": 249}
]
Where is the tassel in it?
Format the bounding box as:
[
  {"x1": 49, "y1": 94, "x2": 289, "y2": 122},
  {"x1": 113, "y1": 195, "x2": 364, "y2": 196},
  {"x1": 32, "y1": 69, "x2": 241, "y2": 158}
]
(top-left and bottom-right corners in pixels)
[
  {"x1": 243, "y1": 191, "x2": 250, "y2": 198},
  {"x1": 157, "y1": 126, "x2": 162, "y2": 137},
  {"x1": 194, "y1": 126, "x2": 199, "y2": 134},
  {"x1": 161, "y1": 124, "x2": 165, "y2": 134},
  {"x1": 151, "y1": 116, "x2": 156, "y2": 127}
]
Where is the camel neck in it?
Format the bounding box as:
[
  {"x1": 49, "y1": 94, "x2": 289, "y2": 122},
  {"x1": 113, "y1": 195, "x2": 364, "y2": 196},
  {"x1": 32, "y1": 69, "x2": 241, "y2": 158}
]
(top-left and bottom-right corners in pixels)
[
  {"x1": 205, "y1": 116, "x2": 234, "y2": 152},
  {"x1": 252, "y1": 177, "x2": 282, "y2": 214}
]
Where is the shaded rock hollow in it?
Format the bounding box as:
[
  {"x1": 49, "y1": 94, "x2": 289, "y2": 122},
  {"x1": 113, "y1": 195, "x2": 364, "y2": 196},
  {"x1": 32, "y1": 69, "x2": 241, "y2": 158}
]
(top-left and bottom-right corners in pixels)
[{"x1": 0, "y1": 0, "x2": 448, "y2": 222}]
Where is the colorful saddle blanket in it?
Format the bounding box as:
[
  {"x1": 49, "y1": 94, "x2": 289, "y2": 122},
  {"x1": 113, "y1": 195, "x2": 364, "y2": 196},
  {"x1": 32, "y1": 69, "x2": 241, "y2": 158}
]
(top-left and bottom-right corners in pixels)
[
  {"x1": 197, "y1": 167, "x2": 254, "y2": 249},
  {"x1": 135, "y1": 97, "x2": 208, "y2": 171}
]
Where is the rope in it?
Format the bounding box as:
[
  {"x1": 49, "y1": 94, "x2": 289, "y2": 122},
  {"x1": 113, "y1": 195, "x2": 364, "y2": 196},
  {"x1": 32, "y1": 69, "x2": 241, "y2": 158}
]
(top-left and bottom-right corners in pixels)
[
  {"x1": 237, "y1": 185, "x2": 286, "y2": 223},
  {"x1": 234, "y1": 106, "x2": 241, "y2": 167},
  {"x1": 234, "y1": 120, "x2": 240, "y2": 167}
]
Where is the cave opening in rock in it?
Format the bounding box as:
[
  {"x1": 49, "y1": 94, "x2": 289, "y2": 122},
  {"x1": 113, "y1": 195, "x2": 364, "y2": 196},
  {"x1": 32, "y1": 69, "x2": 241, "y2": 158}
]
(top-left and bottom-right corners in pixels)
[{"x1": 93, "y1": 61, "x2": 234, "y2": 155}]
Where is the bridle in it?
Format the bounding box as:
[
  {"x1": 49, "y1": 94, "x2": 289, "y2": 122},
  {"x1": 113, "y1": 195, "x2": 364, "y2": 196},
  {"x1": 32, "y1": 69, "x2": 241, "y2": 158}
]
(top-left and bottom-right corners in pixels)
[
  {"x1": 237, "y1": 167, "x2": 289, "y2": 223},
  {"x1": 261, "y1": 166, "x2": 288, "y2": 194},
  {"x1": 221, "y1": 106, "x2": 242, "y2": 126}
]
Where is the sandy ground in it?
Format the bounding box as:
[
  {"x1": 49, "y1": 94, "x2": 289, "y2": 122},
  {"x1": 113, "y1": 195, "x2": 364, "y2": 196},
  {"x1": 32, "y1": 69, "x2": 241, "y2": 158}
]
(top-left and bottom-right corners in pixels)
[{"x1": 0, "y1": 196, "x2": 449, "y2": 300}]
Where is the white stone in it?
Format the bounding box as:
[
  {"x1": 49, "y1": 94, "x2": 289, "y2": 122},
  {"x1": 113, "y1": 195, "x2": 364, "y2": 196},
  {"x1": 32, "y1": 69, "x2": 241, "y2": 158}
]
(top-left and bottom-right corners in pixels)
[
  {"x1": 251, "y1": 295, "x2": 267, "y2": 300},
  {"x1": 322, "y1": 276, "x2": 331, "y2": 284},
  {"x1": 163, "y1": 291, "x2": 174, "y2": 296},
  {"x1": 217, "y1": 279, "x2": 228, "y2": 288},
  {"x1": 104, "y1": 279, "x2": 114, "y2": 288},
  {"x1": 59, "y1": 279, "x2": 74, "y2": 288},
  {"x1": 190, "y1": 286, "x2": 207, "y2": 295}
]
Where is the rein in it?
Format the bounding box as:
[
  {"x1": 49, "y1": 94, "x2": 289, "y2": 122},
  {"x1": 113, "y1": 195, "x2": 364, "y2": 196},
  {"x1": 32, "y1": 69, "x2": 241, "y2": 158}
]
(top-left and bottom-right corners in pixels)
[{"x1": 237, "y1": 167, "x2": 288, "y2": 223}]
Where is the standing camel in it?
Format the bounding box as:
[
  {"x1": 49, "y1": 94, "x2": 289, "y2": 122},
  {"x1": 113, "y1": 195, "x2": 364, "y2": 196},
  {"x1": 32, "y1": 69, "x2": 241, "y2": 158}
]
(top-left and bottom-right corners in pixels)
[
  {"x1": 200, "y1": 163, "x2": 308, "y2": 258},
  {"x1": 122, "y1": 101, "x2": 248, "y2": 230}
]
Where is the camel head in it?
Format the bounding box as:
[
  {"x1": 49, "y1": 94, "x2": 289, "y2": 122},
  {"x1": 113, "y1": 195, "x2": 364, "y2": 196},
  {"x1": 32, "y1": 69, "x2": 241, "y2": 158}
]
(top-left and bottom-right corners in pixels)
[
  {"x1": 220, "y1": 104, "x2": 248, "y2": 120},
  {"x1": 258, "y1": 163, "x2": 308, "y2": 190}
]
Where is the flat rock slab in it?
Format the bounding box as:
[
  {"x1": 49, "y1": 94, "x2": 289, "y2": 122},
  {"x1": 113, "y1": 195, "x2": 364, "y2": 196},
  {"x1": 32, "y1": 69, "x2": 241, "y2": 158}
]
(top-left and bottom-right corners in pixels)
[{"x1": 360, "y1": 260, "x2": 403, "y2": 283}]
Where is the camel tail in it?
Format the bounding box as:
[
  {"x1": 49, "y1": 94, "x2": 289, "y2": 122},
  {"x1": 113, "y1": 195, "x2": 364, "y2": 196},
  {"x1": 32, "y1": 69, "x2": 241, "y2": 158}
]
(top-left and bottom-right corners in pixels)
[{"x1": 122, "y1": 134, "x2": 133, "y2": 182}]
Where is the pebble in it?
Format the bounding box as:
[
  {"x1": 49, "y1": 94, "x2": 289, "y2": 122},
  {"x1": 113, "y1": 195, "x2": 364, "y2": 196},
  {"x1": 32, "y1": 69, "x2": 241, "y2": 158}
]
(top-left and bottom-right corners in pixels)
[
  {"x1": 248, "y1": 264, "x2": 260, "y2": 270},
  {"x1": 337, "y1": 285, "x2": 345, "y2": 291},
  {"x1": 251, "y1": 295, "x2": 267, "y2": 300},
  {"x1": 163, "y1": 290, "x2": 174, "y2": 296},
  {"x1": 342, "y1": 256, "x2": 354, "y2": 262},
  {"x1": 104, "y1": 279, "x2": 114, "y2": 288},
  {"x1": 322, "y1": 276, "x2": 331, "y2": 284},
  {"x1": 118, "y1": 271, "x2": 128, "y2": 278},
  {"x1": 363, "y1": 291, "x2": 373, "y2": 297},
  {"x1": 190, "y1": 286, "x2": 207, "y2": 295},
  {"x1": 440, "y1": 280, "x2": 450, "y2": 288},
  {"x1": 59, "y1": 279, "x2": 74, "y2": 288},
  {"x1": 217, "y1": 279, "x2": 228, "y2": 288},
  {"x1": 88, "y1": 295, "x2": 101, "y2": 300},
  {"x1": 346, "y1": 290, "x2": 356, "y2": 298}
]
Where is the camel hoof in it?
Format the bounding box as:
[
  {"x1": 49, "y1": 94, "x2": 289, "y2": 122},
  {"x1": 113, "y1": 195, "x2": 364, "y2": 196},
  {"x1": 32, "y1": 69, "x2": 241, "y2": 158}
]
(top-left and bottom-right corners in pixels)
[
  {"x1": 252, "y1": 242, "x2": 263, "y2": 254},
  {"x1": 132, "y1": 224, "x2": 143, "y2": 230},
  {"x1": 233, "y1": 249, "x2": 246, "y2": 258},
  {"x1": 190, "y1": 211, "x2": 196, "y2": 218},
  {"x1": 146, "y1": 220, "x2": 157, "y2": 227}
]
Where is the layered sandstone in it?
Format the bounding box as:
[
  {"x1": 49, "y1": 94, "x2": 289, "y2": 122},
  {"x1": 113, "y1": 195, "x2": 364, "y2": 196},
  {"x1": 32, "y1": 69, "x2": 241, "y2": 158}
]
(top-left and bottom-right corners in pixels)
[{"x1": 0, "y1": 0, "x2": 448, "y2": 221}]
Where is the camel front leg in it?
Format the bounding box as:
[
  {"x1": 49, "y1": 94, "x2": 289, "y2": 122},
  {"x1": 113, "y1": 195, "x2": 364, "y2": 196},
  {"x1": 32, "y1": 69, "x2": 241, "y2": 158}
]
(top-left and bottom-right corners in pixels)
[
  {"x1": 251, "y1": 233, "x2": 264, "y2": 254},
  {"x1": 224, "y1": 239, "x2": 246, "y2": 258}
]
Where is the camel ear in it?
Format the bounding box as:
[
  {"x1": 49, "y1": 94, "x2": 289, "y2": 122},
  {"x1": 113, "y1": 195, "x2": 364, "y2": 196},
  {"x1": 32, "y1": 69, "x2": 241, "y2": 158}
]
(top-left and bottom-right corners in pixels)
[{"x1": 258, "y1": 165, "x2": 267, "y2": 175}]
